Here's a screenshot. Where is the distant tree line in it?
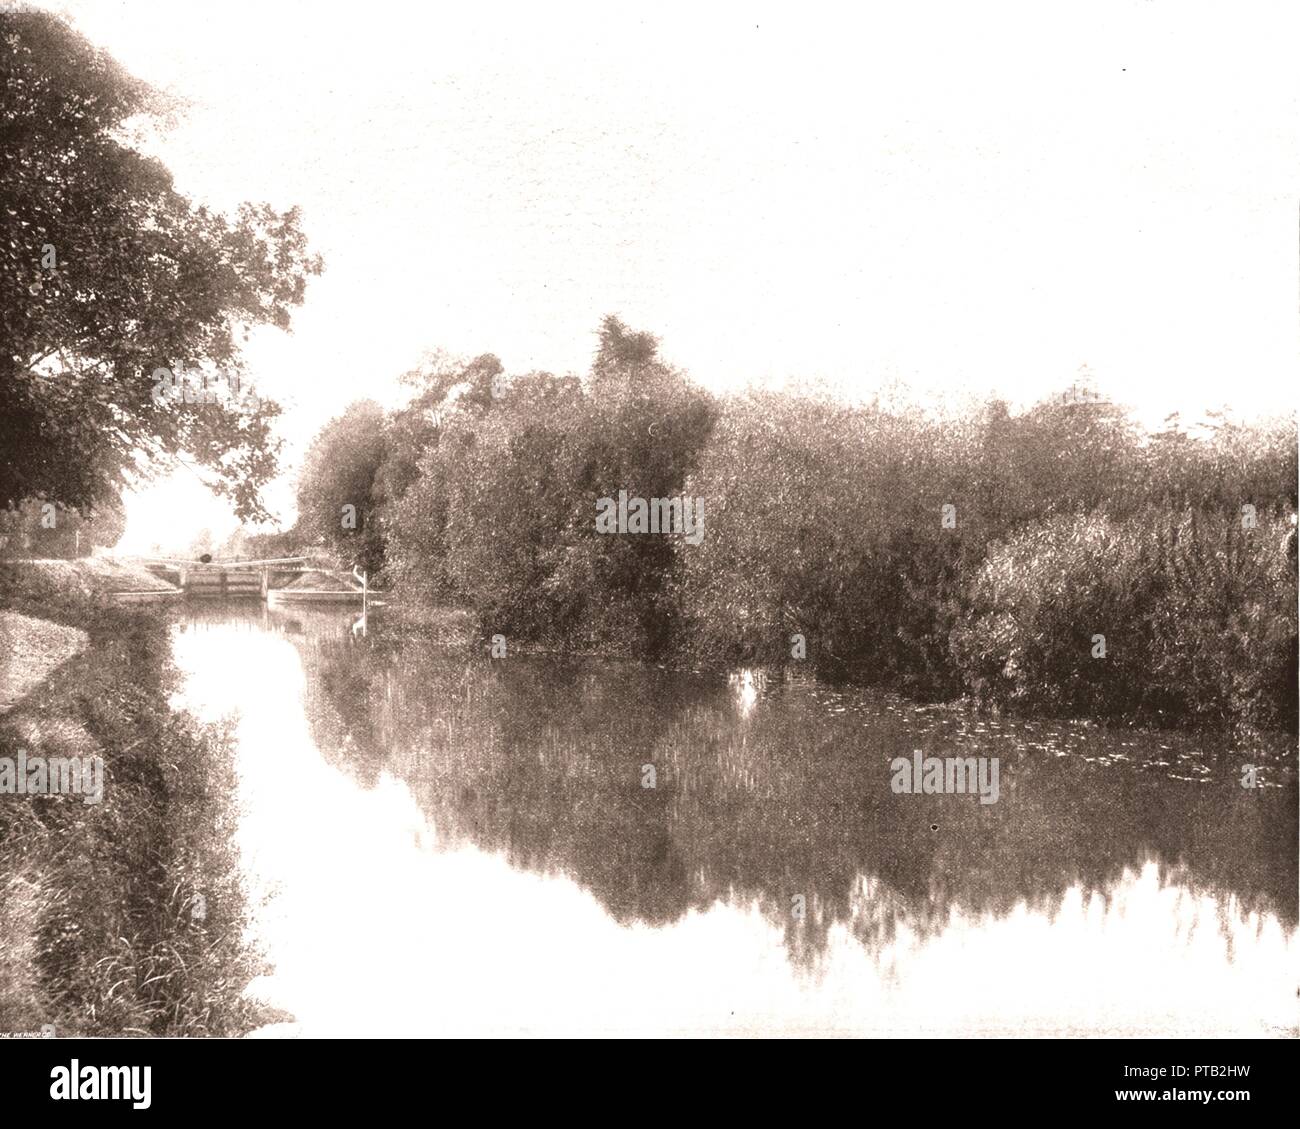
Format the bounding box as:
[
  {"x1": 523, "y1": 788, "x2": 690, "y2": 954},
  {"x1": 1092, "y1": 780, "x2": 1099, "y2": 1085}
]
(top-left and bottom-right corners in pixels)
[
  {"x1": 294, "y1": 316, "x2": 1297, "y2": 732},
  {"x1": 0, "y1": 498, "x2": 125, "y2": 559}
]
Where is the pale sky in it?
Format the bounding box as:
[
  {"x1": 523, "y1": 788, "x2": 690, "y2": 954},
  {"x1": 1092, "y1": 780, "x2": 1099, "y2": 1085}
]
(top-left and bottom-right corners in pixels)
[{"x1": 35, "y1": 0, "x2": 1300, "y2": 550}]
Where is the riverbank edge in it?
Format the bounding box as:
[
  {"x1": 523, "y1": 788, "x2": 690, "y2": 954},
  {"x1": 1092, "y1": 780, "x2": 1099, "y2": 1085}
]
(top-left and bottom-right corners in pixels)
[
  {"x1": 0, "y1": 581, "x2": 277, "y2": 1037},
  {"x1": 382, "y1": 599, "x2": 1293, "y2": 741}
]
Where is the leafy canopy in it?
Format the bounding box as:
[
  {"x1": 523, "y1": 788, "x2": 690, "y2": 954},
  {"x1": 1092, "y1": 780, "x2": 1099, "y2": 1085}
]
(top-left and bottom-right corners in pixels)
[{"x1": 1, "y1": 9, "x2": 322, "y2": 521}]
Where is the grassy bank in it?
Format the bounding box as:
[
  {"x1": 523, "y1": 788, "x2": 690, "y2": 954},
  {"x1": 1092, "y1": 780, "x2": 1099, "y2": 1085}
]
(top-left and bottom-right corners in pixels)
[{"x1": 0, "y1": 581, "x2": 269, "y2": 1036}]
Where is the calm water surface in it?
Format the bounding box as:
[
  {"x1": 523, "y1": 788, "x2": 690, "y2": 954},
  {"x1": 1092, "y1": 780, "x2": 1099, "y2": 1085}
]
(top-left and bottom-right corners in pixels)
[{"x1": 170, "y1": 604, "x2": 1298, "y2": 1037}]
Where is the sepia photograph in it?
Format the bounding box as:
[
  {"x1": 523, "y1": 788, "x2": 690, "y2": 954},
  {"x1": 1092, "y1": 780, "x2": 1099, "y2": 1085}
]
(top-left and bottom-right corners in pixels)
[{"x1": 1, "y1": 0, "x2": 1296, "y2": 1102}]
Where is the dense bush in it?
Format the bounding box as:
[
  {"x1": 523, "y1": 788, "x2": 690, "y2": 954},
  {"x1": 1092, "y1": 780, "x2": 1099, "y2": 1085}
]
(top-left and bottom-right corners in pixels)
[
  {"x1": 951, "y1": 512, "x2": 1161, "y2": 716},
  {"x1": 294, "y1": 400, "x2": 389, "y2": 574},
  {"x1": 382, "y1": 318, "x2": 716, "y2": 656},
  {"x1": 953, "y1": 508, "x2": 1297, "y2": 728},
  {"x1": 294, "y1": 318, "x2": 1297, "y2": 731},
  {"x1": 680, "y1": 391, "x2": 962, "y2": 691},
  {"x1": 1139, "y1": 508, "x2": 1296, "y2": 729}
]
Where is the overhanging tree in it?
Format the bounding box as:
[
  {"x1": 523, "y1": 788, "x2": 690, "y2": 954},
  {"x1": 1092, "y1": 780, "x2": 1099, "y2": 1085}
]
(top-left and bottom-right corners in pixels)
[{"x1": 1, "y1": 9, "x2": 322, "y2": 521}]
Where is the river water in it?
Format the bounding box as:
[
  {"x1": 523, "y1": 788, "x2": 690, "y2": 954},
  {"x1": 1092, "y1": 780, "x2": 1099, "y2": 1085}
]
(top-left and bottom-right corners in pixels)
[{"x1": 169, "y1": 603, "x2": 1297, "y2": 1037}]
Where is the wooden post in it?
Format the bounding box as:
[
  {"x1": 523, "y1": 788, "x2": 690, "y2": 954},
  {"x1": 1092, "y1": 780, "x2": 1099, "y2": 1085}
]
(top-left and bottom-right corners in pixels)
[{"x1": 352, "y1": 566, "x2": 367, "y2": 615}]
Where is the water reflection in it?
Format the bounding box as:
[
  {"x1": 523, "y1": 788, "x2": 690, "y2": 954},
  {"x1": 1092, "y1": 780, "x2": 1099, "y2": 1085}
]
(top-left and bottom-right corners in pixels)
[
  {"x1": 170, "y1": 604, "x2": 1298, "y2": 1036},
  {"x1": 730, "y1": 667, "x2": 761, "y2": 718}
]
